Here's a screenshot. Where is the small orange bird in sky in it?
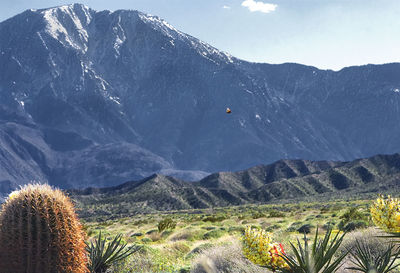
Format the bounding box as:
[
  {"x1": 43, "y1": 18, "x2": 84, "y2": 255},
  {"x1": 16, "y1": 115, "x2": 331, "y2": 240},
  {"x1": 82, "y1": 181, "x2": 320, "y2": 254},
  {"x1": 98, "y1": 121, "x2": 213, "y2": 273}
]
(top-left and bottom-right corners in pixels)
[{"x1": 226, "y1": 107, "x2": 232, "y2": 114}]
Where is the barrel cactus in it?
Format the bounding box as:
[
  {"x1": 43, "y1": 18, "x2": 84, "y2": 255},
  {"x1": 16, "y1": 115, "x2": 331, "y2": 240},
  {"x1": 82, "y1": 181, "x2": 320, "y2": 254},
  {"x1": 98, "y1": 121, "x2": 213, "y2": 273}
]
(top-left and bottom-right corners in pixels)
[{"x1": 0, "y1": 184, "x2": 88, "y2": 273}]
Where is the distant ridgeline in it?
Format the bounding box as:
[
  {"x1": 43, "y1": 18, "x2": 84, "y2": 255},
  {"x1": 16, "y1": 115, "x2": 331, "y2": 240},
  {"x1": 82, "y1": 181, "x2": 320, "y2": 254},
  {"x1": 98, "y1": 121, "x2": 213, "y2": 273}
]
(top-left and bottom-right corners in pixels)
[
  {"x1": 69, "y1": 153, "x2": 400, "y2": 217},
  {"x1": 1, "y1": 4, "x2": 400, "y2": 193}
]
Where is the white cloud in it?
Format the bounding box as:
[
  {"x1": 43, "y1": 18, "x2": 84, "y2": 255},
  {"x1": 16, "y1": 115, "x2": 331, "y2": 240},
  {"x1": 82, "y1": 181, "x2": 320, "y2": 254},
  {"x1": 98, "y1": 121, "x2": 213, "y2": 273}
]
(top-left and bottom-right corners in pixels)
[
  {"x1": 223, "y1": 5, "x2": 231, "y2": 9},
  {"x1": 241, "y1": 0, "x2": 277, "y2": 13}
]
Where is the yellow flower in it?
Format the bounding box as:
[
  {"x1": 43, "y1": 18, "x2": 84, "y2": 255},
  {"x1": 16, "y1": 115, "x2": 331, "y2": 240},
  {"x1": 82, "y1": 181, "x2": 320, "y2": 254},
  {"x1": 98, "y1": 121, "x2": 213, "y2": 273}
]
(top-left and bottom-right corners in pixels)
[
  {"x1": 371, "y1": 195, "x2": 400, "y2": 233},
  {"x1": 7, "y1": 190, "x2": 19, "y2": 200},
  {"x1": 241, "y1": 226, "x2": 288, "y2": 270}
]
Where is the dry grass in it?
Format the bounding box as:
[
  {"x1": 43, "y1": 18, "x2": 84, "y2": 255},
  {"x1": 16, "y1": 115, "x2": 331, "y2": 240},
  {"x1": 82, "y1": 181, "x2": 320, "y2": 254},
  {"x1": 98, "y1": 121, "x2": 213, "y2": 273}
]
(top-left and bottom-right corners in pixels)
[
  {"x1": 170, "y1": 228, "x2": 204, "y2": 242},
  {"x1": 109, "y1": 253, "x2": 155, "y2": 273},
  {"x1": 337, "y1": 227, "x2": 396, "y2": 273},
  {"x1": 191, "y1": 240, "x2": 271, "y2": 273},
  {"x1": 148, "y1": 232, "x2": 162, "y2": 242}
]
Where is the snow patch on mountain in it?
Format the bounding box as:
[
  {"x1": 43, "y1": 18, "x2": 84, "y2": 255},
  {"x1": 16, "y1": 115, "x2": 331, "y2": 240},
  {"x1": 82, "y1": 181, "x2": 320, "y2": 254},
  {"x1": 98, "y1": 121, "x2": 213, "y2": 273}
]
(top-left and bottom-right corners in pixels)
[
  {"x1": 137, "y1": 12, "x2": 234, "y2": 64},
  {"x1": 40, "y1": 5, "x2": 91, "y2": 52},
  {"x1": 109, "y1": 96, "x2": 121, "y2": 105},
  {"x1": 137, "y1": 13, "x2": 180, "y2": 39},
  {"x1": 113, "y1": 15, "x2": 126, "y2": 56},
  {"x1": 1, "y1": 3, "x2": 400, "y2": 193}
]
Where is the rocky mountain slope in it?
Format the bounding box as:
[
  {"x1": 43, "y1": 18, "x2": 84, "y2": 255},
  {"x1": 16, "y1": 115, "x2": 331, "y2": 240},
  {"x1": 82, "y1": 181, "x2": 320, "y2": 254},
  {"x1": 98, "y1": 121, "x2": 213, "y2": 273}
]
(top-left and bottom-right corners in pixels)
[
  {"x1": 1, "y1": 4, "x2": 400, "y2": 192},
  {"x1": 70, "y1": 153, "x2": 400, "y2": 216}
]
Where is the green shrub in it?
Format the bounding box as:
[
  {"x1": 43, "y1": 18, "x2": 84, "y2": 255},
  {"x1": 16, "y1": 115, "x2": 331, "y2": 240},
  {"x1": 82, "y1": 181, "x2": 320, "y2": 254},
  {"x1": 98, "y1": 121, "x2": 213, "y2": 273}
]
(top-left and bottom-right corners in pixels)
[
  {"x1": 342, "y1": 220, "x2": 368, "y2": 232},
  {"x1": 202, "y1": 214, "x2": 228, "y2": 222},
  {"x1": 228, "y1": 226, "x2": 245, "y2": 234},
  {"x1": 170, "y1": 229, "x2": 204, "y2": 241},
  {"x1": 252, "y1": 212, "x2": 266, "y2": 219},
  {"x1": 203, "y1": 229, "x2": 226, "y2": 240},
  {"x1": 141, "y1": 238, "x2": 152, "y2": 243},
  {"x1": 186, "y1": 243, "x2": 214, "y2": 259},
  {"x1": 146, "y1": 229, "x2": 158, "y2": 235},
  {"x1": 161, "y1": 229, "x2": 174, "y2": 238},
  {"x1": 286, "y1": 221, "x2": 303, "y2": 232},
  {"x1": 157, "y1": 218, "x2": 177, "y2": 233},
  {"x1": 297, "y1": 224, "x2": 314, "y2": 234},
  {"x1": 133, "y1": 219, "x2": 149, "y2": 225},
  {"x1": 169, "y1": 241, "x2": 191, "y2": 255},
  {"x1": 338, "y1": 207, "x2": 367, "y2": 230},
  {"x1": 268, "y1": 210, "x2": 286, "y2": 218},
  {"x1": 202, "y1": 226, "x2": 217, "y2": 230},
  {"x1": 322, "y1": 221, "x2": 336, "y2": 230},
  {"x1": 320, "y1": 206, "x2": 330, "y2": 213},
  {"x1": 265, "y1": 224, "x2": 282, "y2": 232}
]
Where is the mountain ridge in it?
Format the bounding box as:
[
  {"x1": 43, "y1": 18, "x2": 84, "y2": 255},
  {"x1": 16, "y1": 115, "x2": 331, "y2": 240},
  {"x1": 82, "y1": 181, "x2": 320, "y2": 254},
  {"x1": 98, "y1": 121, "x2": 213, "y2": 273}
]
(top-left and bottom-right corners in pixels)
[
  {"x1": 1, "y1": 4, "x2": 400, "y2": 193},
  {"x1": 70, "y1": 153, "x2": 400, "y2": 217}
]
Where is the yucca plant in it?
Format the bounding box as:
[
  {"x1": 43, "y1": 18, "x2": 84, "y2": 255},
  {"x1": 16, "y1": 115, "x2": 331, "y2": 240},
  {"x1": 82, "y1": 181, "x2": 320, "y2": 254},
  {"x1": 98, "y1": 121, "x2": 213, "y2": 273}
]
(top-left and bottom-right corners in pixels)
[
  {"x1": 86, "y1": 232, "x2": 141, "y2": 273},
  {"x1": 279, "y1": 227, "x2": 348, "y2": 273},
  {"x1": 347, "y1": 240, "x2": 400, "y2": 273}
]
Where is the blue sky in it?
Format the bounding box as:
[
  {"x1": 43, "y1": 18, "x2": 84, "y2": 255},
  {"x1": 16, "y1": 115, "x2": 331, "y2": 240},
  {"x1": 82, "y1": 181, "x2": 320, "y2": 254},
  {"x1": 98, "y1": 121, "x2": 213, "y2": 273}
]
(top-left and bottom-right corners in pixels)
[{"x1": 1, "y1": 0, "x2": 400, "y2": 70}]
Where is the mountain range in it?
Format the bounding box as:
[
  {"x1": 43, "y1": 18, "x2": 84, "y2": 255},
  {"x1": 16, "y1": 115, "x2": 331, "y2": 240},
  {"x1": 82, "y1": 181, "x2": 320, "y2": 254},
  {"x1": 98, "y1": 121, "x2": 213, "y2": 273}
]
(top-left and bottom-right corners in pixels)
[
  {"x1": 1, "y1": 4, "x2": 400, "y2": 194},
  {"x1": 70, "y1": 153, "x2": 400, "y2": 217}
]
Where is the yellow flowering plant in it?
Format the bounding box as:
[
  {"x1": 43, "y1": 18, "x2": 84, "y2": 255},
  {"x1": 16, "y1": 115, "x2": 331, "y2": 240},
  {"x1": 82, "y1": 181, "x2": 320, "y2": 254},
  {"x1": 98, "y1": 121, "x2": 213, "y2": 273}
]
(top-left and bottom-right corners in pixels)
[
  {"x1": 371, "y1": 195, "x2": 400, "y2": 234},
  {"x1": 242, "y1": 226, "x2": 288, "y2": 271},
  {"x1": 242, "y1": 226, "x2": 347, "y2": 273}
]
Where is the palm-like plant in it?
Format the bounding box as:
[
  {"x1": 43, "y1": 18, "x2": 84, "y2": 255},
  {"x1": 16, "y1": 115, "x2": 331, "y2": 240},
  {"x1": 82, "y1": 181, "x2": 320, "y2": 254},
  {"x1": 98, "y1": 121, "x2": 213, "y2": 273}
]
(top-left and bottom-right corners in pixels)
[
  {"x1": 347, "y1": 240, "x2": 400, "y2": 273},
  {"x1": 86, "y1": 232, "x2": 141, "y2": 273},
  {"x1": 279, "y1": 227, "x2": 348, "y2": 273}
]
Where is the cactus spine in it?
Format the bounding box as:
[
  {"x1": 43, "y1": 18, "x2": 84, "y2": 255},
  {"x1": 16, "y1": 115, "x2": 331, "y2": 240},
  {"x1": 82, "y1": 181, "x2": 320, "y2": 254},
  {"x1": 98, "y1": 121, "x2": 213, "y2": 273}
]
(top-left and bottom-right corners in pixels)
[{"x1": 0, "y1": 184, "x2": 88, "y2": 273}]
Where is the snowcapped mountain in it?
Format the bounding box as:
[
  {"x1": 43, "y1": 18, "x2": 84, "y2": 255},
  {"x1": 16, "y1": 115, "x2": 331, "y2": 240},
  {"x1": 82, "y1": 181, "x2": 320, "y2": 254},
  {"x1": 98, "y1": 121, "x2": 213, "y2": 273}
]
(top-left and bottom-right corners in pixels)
[{"x1": 1, "y1": 4, "x2": 400, "y2": 193}]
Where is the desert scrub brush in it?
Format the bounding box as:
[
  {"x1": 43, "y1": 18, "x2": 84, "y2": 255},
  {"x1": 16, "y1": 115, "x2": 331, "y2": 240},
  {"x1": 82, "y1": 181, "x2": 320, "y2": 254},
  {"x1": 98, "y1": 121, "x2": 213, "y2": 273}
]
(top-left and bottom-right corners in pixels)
[
  {"x1": 371, "y1": 195, "x2": 400, "y2": 235},
  {"x1": 242, "y1": 226, "x2": 288, "y2": 271},
  {"x1": 157, "y1": 217, "x2": 176, "y2": 233},
  {"x1": 0, "y1": 184, "x2": 88, "y2": 273}
]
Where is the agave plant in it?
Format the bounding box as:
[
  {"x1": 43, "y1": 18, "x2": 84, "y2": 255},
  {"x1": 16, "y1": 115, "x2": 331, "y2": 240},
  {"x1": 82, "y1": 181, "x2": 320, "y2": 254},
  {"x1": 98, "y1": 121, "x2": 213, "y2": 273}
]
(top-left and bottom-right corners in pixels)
[
  {"x1": 279, "y1": 227, "x2": 348, "y2": 273},
  {"x1": 86, "y1": 232, "x2": 141, "y2": 273},
  {"x1": 347, "y1": 240, "x2": 400, "y2": 273}
]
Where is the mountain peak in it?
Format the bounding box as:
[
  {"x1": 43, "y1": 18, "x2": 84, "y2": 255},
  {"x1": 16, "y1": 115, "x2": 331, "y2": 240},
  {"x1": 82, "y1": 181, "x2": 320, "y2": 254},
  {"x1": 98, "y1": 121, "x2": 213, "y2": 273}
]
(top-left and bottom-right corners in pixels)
[
  {"x1": 1, "y1": 4, "x2": 400, "y2": 194},
  {"x1": 1, "y1": 3, "x2": 235, "y2": 64},
  {"x1": 37, "y1": 3, "x2": 91, "y2": 14},
  {"x1": 36, "y1": 3, "x2": 92, "y2": 52}
]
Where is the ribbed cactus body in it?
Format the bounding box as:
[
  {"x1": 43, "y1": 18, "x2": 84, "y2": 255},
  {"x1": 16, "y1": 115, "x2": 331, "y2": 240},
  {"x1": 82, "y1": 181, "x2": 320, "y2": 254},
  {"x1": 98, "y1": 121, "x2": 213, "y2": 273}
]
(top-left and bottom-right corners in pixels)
[{"x1": 0, "y1": 184, "x2": 88, "y2": 273}]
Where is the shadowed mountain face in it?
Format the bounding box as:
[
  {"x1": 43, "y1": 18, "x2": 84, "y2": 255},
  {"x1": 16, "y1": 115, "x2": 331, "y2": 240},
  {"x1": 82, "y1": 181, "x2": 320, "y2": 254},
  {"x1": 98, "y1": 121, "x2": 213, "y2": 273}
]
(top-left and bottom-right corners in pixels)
[
  {"x1": 70, "y1": 153, "x2": 400, "y2": 216},
  {"x1": 1, "y1": 4, "x2": 400, "y2": 192}
]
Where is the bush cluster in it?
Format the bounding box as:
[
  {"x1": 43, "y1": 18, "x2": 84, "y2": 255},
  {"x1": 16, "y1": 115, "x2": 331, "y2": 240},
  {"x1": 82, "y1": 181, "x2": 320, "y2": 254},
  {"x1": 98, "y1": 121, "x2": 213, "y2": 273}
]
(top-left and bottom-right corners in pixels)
[
  {"x1": 158, "y1": 217, "x2": 177, "y2": 233},
  {"x1": 242, "y1": 195, "x2": 400, "y2": 273}
]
